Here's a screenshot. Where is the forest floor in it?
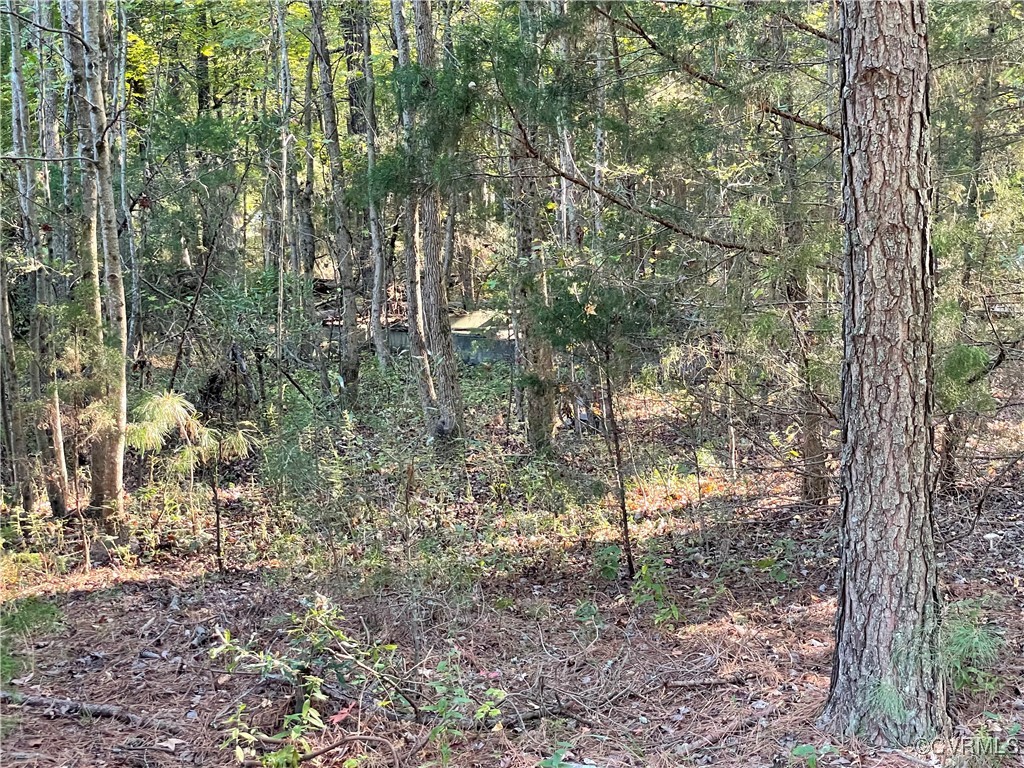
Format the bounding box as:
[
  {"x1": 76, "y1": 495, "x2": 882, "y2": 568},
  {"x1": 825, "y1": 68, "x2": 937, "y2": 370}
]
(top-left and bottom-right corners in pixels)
[{"x1": 3, "y1": 375, "x2": 1024, "y2": 768}]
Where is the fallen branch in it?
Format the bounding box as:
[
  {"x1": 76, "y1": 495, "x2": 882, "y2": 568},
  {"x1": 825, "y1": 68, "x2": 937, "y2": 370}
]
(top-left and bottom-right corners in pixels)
[
  {"x1": 244, "y1": 733, "x2": 399, "y2": 766},
  {"x1": 664, "y1": 674, "x2": 748, "y2": 689},
  {"x1": 676, "y1": 705, "x2": 778, "y2": 752},
  {"x1": 1, "y1": 690, "x2": 183, "y2": 735},
  {"x1": 300, "y1": 735, "x2": 398, "y2": 764}
]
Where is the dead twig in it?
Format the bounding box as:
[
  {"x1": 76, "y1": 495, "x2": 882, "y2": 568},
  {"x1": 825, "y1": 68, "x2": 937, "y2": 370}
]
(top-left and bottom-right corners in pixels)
[
  {"x1": 245, "y1": 734, "x2": 399, "y2": 766},
  {"x1": 675, "y1": 705, "x2": 778, "y2": 751},
  {"x1": 664, "y1": 674, "x2": 748, "y2": 689},
  {"x1": 939, "y1": 449, "x2": 1024, "y2": 545},
  {"x1": 1, "y1": 689, "x2": 183, "y2": 735}
]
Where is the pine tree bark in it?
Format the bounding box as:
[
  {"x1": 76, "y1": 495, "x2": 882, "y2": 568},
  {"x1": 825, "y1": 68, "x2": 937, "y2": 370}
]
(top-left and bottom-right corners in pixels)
[{"x1": 820, "y1": 0, "x2": 948, "y2": 745}]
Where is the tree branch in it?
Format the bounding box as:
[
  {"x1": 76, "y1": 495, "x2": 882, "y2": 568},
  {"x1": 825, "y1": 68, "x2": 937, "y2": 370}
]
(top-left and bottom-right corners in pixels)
[
  {"x1": 1, "y1": 8, "x2": 89, "y2": 50},
  {"x1": 604, "y1": 7, "x2": 839, "y2": 140},
  {"x1": 494, "y1": 85, "x2": 773, "y2": 255},
  {"x1": 776, "y1": 11, "x2": 837, "y2": 44}
]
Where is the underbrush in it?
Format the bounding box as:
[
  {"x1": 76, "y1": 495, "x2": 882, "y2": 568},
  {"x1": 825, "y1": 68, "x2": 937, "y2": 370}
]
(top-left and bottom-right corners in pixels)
[{"x1": 1, "y1": 596, "x2": 62, "y2": 683}]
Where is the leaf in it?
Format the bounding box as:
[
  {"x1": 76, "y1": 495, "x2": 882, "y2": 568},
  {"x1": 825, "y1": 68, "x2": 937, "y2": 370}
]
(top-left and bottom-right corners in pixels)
[{"x1": 328, "y1": 703, "x2": 354, "y2": 725}]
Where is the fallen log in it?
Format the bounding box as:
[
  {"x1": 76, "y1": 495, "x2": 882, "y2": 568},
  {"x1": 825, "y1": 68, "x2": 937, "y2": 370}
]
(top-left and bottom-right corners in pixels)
[{"x1": 0, "y1": 689, "x2": 183, "y2": 735}]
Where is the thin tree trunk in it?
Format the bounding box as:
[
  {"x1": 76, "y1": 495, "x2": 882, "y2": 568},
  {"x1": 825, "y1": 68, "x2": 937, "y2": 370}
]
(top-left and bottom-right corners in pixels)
[
  {"x1": 296, "y1": 49, "x2": 317, "y2": 278},
  {"x1": 509, "y1": 2, "x2": 556, "y2": 453},
  {"x1": 777, "y1": 58, "x2": 828, "y2": 507},
  {"x1": 272, "y1": 0, "x2": 291, "y2": 419},
  {"x1": 61, "y1": 0, "x2": 107, "y2": 517},
  {"x1": 820, "y1": 0, "x2": 948, "y2": 744},
  {"x1": 32, "y1": 3, "x2": 70, "y2": 516},
  {"x1": 61, "y1": 0, "x2": 103, "y2": 344},
  {"x1": 0, "y1": 252, "x2": 34, "y2": 512},
  {"x1": 116, "y1": 0, "x2": 142, "y2": 361},
  {"x1": 81, "y1": 0, "x2": 128, "y2": 529},
  {"x1": 309, "y1": 0, "x2": 360, "y2": 402},
  {"x1": 603, "y1": 355, "x2": 634, "y2": 579},
  {"x1": 362, "y1": 0, "x2": 391, "y2": 368},
  {"x1": 6, "y1": 7, "x2": 40, "y2": 512},
  {"x1": 391, "y1": 0, "x2": 438, "y2": 433},
  {"x1": 937, "y1": 17, "x2": 994, "y2": 492},
  {"x1": 412, "y1": 0, "x2": 463, "y2": 439}
]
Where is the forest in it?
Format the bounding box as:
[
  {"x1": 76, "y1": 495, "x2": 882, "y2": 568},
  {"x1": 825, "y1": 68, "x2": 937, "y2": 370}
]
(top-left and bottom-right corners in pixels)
[{"x1": 2, "y1": 0, "x2": 1024, "y2": 766}]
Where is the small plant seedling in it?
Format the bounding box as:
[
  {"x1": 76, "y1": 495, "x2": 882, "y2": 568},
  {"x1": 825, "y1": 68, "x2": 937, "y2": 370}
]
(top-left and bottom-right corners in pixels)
[
  {"x1": 538, "y1": 743, "x2": 573, "y2": 768},
  {"x1": 790, "y1": 742, "x2": 836, "y2": 767},
  {"x1": 594, "y1": 544, "x2": 622, "y2": 580}
]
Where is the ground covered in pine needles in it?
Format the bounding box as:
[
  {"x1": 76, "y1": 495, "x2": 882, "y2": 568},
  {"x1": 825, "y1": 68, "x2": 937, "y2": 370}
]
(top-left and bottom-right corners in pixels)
[{"x1": 3, "y1": 378, "x2": 1024, "y2": 768}]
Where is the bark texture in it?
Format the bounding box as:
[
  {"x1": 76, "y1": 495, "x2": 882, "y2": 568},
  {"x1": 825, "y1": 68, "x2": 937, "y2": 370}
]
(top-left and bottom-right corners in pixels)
[{"x1": 820, "y1": 0, "x2": 948, "y2": 745}]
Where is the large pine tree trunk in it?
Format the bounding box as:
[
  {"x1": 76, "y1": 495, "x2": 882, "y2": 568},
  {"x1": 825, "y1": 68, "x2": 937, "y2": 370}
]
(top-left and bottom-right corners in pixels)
[{"x1": 820, "y1": 0, "x2": 948, "y2": 744}]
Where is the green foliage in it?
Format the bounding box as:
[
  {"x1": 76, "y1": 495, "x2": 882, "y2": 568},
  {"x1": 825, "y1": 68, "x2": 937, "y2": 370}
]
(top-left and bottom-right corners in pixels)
[
  {"x1": 963, "y1": 713, "x2": 1022, "y2": 767},
  {"x1": 752, "y1": 538, "x2": 798, "y2": 585},
  {"x1": 1, "y1": 598, "x2": 62, "y2": 683},
  {"x1": 631, "y1": 555, "x2": 680, "y2": 626},
  {"x1": 941, "y1": 600, "x2": 1004, "y2": 694},
  {"x1": 936, "y1": 343, "x2": 997, "y2": 414},
  {"x1": 213, "y1": 597, "x2": 397, "y2": 766},
  {"x1": 867, "y1": 680, "x2": 910, "y2": 728},
  {"x1": 538, "y1": 744, "x2": 574, "y2": 768},
  {"x1": 593, "y1": 544, "x2": 622, "y2": 580},
  {"x1": 534, "y1": 269, "x2": 664, "y2": 360},
  {"x1": 790, "y1": 743, "x2": 836, "y2": 768}
]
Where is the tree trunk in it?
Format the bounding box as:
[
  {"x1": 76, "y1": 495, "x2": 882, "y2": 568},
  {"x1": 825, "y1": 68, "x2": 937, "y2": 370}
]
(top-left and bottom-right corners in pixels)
[
  {"x1": 820, "y1": 0, "x2": 948, "y2": 745},
  {"x1": 362, "y1": 0, "x2": 391, "y2": 368},
  {"x1": 778, "y1": 71, "x2": 829, "y2": 507},
  {"x1": 115, "y1": 0, "x2": 142, "y2": 362},
  {"x1": 412, "y1": 0, "x2": 463, "y2": 439},
  {"x1": 508, "y1": 4, "x2": 556, "y2": 453},
  {"x1": 391, "y1": 0, "x2": 438, "y2": 434},
  {"x1": 6, "y1": 7, "x2": 42, "y2": 512},
  {"x1": 34, "y1": 3, "x2": 71, "y2": 516},
  {"x1": 81, "y1": 0, "x2": 129, "y2": 529},
  {"x1": 309, "y1": 0, "x2": 361, "y2": 402},
  {"x1": 937, "y1": 17, "x2": 994, "y2": 492}
]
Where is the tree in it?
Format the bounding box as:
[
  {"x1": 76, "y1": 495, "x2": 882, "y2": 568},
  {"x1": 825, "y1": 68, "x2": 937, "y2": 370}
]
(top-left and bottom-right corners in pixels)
[
  {"x1": 820, "y1": 0, "x2": 949, "y2": 744},
  {"x1": 411, "y1": 0, "x2": 463, "y2": 440},
  {"x1": 309, "y1": 0, "x2": 361, "y2": 401},
  {"x1": 58, "y1": 0, "x2": 128, "y2": 528}
]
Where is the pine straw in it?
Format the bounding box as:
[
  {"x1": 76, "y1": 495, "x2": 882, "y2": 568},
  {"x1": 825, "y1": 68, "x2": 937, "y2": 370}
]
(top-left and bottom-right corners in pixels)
[{"x1": 3, "y1": 530, "x2": 1023, "y2": 768}]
